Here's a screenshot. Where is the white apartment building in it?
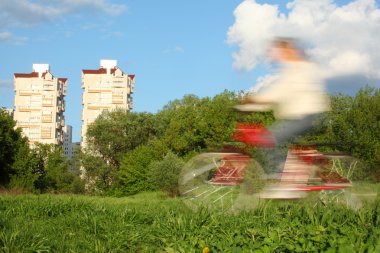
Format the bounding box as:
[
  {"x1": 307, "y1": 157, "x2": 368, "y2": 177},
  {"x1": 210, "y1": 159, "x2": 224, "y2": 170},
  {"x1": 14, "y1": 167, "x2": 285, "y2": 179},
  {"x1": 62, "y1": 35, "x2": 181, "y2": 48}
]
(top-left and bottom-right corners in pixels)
[
  {"x1": 14, "y1": 64, "x2": 66, "y2": 145},
  {"x1": 63, "y1": 125, "x2": 74, "y2": 158},
  {"x1": 81, "y1": 60, "x2": 135, "y2": 147}
]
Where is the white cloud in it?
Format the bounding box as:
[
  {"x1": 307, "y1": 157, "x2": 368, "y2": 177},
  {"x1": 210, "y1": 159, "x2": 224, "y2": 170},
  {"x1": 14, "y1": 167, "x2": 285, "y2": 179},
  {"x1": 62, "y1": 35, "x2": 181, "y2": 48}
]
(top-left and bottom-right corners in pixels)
[
  {"x1": 249, "y1": 74, "x2": 279, "y2": 93},
  {"x1": 0, "y1": 32, "x2": 12, "y2": 42},
  {"x1": 0, "y1": 0, "x2": 127, "y2": 28},
  {"x1": 0, "y1": 31, "x2": 28, "y2": 44},
  {"x1": 227, "y1": 0, "x2": 380, "y2": 84}
]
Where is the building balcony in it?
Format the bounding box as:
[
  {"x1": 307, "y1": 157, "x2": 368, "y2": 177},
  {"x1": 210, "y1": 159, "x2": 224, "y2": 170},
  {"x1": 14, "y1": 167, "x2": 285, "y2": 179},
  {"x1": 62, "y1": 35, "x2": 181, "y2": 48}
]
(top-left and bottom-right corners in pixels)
[
  {"x1": 17, "y1": 122, "x2": 40, "y2": 128},
  {"x1": 87, "y1": 103, "x2": 111, "y2": 110},
  {"x1": 43, "y1": 84, "x2": 55, "y2": 91},
  {"x1": 88, "y1": 87, "x2": 112, "y2": 93},
  {"x1": 41, "y1": 116, "x2": 52, "y2": 123},
  {"x1": 112, "y1": 80, "x2": 126, "y2": 88},
  {"x1": 112, "y1": 91, "x2": 123, "y2": 97},
  {"x1": 18, "y1": 90, "x2": 42, "y2": 96},
  {"x1": 42, "y1": 99, "x2": 53, "y2": 107},
  {"x1": 112, "y1": 92, "x2": 124, "y2": 104},
  {"x1": 128, "y1": 100, "x2": 134, "y2": 110},
  {"x1": 56, "y1": 90, "x2": 63, "y2": 97},
  {"x1": 41, "y1": 127, "x2": 51, "y2": 138},
  {"x1": 56, "y1": 104, "x2": 64, "y2": 112},
  {"x1": 56, "y1": 136, "x2": 64, "y2": 143},
  {"x1": 18, "y1": 106, "x2": 40, "y2": 112}
]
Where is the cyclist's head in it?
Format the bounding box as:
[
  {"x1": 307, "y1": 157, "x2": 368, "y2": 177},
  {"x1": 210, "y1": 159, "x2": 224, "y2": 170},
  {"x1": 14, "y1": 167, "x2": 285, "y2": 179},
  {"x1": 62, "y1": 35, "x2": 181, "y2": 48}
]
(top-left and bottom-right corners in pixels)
[{"x1": 270, "y1": 37, "x2": 304, "y2": 62}]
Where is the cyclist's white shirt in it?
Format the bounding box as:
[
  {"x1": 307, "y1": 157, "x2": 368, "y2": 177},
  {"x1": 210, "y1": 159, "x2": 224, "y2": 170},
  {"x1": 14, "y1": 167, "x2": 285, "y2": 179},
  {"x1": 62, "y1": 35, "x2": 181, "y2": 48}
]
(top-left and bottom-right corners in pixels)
[{"x1": 256, "y1": 60, "x2": 330, "y2": 120}]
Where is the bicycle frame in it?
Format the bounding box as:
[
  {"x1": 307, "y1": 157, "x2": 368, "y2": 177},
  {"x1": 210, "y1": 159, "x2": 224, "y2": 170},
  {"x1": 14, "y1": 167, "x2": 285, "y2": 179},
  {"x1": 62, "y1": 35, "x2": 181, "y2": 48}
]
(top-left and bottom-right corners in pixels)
[{"x1": 213, "y1": 123, "x2": 351, "y2": 192}]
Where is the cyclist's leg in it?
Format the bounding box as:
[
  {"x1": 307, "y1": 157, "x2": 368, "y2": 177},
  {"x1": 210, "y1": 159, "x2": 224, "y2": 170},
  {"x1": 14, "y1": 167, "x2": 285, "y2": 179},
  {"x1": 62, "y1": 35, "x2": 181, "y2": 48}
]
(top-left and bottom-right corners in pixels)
[
  {"x1": 268, "y1": 113, "x2": 322, "y2": 172},
  {"x1": 270, "y1": 113, "x2": 322, "y2": 144}
]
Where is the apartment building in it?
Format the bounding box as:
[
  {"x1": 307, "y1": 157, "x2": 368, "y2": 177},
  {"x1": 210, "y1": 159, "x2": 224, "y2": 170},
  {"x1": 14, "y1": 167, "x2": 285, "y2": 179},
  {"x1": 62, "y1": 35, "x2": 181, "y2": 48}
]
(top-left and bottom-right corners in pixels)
[
  {"x1": 63, "y1": 125, "x2": 74, "y2": 158},
  {"x1": 62, "y1": 124, "x2": 80, "y2": 159},
  {"x1": 14, "y1": 64, "x2": 66, "y2": 145},
  {"x1": 81, "y1": 60, "x2": 134, "y2": 147}
]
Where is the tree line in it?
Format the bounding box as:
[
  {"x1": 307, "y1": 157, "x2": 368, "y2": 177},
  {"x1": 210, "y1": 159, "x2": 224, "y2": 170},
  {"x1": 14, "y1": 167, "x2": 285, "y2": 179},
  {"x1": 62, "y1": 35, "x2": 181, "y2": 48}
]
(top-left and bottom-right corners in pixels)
[{"x1": 1, "y1": 86, "x2": 379, "y2": 196}]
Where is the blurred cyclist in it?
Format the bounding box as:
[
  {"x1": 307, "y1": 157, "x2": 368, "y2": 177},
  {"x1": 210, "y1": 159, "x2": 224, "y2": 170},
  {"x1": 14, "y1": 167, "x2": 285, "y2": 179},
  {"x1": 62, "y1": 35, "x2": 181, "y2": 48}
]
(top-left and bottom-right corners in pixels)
[{"x1": 237, "y1": 37, "x2": 330, "y2": 177}]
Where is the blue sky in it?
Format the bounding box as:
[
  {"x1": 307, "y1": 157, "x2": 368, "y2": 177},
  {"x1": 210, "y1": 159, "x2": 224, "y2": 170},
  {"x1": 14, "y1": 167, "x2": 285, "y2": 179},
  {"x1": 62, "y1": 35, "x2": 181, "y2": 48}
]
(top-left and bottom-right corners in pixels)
[{"x1": 1, "y1": 0, "x2": 379, "y2": 142}]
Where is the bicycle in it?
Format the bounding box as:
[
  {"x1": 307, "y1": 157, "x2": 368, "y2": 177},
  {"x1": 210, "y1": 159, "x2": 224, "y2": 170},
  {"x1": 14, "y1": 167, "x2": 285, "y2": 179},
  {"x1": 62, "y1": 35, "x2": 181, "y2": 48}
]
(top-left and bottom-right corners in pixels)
[{"x1": 178, "y1": 106, "x2": 362, "y2": 212}]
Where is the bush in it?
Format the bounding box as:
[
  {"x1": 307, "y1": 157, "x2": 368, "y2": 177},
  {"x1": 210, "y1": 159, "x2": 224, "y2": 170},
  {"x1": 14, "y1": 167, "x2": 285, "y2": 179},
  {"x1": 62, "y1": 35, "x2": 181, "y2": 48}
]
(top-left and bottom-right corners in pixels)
[
  {"x1": 116, "y1": 139, "x2": 169, "y2": 196},
  {"x1": 148, "y1": 152, "x2": 184, "y2": 197}
]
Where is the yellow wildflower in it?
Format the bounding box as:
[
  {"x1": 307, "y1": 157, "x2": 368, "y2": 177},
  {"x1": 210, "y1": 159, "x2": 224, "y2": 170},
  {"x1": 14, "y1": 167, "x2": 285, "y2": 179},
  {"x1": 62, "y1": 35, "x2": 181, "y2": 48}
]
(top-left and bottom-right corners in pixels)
[{"x1": 202, "y1": 247, "x2": 210, "y2": 253}]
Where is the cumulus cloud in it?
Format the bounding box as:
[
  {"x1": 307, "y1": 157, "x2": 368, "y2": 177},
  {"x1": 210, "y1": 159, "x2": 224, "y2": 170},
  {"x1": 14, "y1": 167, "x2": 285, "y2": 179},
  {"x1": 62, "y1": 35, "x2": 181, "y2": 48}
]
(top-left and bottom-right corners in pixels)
[
  {"x1": 249, "y1": 74, "x2": 279, "y2": 93},
  {"x1": 227, "y1": 0, "x2": 380, "y2": 89},
  {"x1": 0, "y1": 0, "x2": 127, "y2": 28}
]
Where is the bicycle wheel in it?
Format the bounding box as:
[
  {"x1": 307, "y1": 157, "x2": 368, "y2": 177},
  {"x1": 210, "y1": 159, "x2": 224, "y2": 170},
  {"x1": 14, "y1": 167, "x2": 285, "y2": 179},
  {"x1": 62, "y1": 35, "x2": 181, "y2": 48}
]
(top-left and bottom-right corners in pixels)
[
  {"x1": 178, "y1": 152, "x2": 266, "y2": 212},
  {"x1": 317, "y1": 154, "x2": 363, "y2": 210}
]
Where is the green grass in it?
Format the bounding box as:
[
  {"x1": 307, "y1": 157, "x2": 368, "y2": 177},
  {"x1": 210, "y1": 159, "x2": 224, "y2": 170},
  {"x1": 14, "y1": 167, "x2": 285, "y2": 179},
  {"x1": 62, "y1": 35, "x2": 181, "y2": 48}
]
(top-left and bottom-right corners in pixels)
[{"x1": 0, "y1": 189, "x2": 379, "y2": 253}]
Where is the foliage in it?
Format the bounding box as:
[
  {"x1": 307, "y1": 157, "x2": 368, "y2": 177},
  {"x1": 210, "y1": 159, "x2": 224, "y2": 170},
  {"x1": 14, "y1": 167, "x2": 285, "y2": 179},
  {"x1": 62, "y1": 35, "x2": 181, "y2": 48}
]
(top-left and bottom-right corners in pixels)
[
  {"x1": 148, "y1": 152, "x2": 185, "y2": 197},
  {"x1": 156, "y1": 91, "x2": 272, "y2": 155},
  {"x1": 300, "y1": 86, "x2": 380, "y2": 180},
  {"x1": 81, "y1": 90, "x2": 277, "y2": 195},
  {"x1": 329, "y1": 87, "x2": 380, "y2": 179},
  {"x1": 10, "y1": 143, "x2": 84, "y2": 194},
  {"x1": 86, "y1": 109, "x2": 156, "y2": 167},
  {"x1": 79, "y1": 149, "x2": 113, "y2": 195},
  {"x1": 9, "y1": 144, "x2": 40, "y2": 192},
  {"x1": 116, "y1": 139, "x2": 169, "y2": 196},
  {"x1": 0, "y1": 109, "x2": 29, "y2": 186},
  {"x1": 0, "y1": 109, "x2": 83, "y2": 193}
]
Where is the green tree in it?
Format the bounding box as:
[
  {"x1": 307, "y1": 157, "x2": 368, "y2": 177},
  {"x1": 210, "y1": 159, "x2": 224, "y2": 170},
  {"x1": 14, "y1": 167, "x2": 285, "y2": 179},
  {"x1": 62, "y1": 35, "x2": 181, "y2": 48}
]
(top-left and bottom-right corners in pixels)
[
  {"x1": 0, "y1": 109, "x2": 29, "y2": 186},
  {"x1": 296, "y1": 86, "x2": 380, "y2": 180},
  {"x1": 116, "y1": 139, "x2": 169, "y2": 196},
  {"x1": 80, "y1": 149, "x2": 112, "y2": 195},
  {"x1": 147, "y1": 152, "x2": 184, "y2": 197},
  {"x1": 156, "y1": 94, "x2": 206, "y2": 154},
  {"x1": 325, "y1": 87, "x2": 380, "y2": 179},
  {"x1": 37, "y1": 144, "x2": 83, "y2": 193},
  {"x1": 156, "y1": 91, "x2": 261, "y2": 155},
  {"x1": 11, "y1": 143, "x2": 84, "y2": 193},
  {"x1": 86, "y1": 109, "x2": 156, "y2": 167},
  {"x1": 9, "y1": 144, "x2": 40, "y2": 192}
]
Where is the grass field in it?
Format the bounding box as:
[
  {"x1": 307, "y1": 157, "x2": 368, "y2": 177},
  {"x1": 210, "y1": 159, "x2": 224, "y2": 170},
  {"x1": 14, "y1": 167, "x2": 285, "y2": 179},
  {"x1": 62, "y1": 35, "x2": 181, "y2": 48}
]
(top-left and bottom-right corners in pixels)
[{"x1": 0, "y1": 185, "x2": 379, "y2": 252}]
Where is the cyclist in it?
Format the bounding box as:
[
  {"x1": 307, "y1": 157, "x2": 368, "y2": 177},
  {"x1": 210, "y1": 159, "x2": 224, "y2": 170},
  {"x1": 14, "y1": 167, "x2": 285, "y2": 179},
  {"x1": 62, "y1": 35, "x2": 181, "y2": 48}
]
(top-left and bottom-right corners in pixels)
[{"x1": 237, "y1": 38, "x2": 330, "y2": 197}]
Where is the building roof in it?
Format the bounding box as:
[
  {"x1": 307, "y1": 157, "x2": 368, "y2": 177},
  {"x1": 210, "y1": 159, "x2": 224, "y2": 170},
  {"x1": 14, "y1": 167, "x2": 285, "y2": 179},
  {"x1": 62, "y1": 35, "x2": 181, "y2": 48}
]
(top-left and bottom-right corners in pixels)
[
  {"x1": 14, "y1": 71, "x2": 51, "y2": 78},
  {"x1": 58, "y1": 78, "x2": 68, "y2": 83},
  {"x1": 14, "y1": 72, "x2": 39, "y2": 78},
  {"x1": 82, "y1": 67, "x2": 118, "y2": 75},
  {"x1": 128, "y1": 74, "x2": 135, "y2": 80}
]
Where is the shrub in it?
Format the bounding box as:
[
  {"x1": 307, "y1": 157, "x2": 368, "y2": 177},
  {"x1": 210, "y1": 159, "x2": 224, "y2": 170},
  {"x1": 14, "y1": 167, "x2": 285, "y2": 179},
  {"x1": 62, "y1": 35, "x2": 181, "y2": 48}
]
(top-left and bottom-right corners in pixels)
[{"x1": 148, "y1": 152, "x2": 184, "y2": 197}]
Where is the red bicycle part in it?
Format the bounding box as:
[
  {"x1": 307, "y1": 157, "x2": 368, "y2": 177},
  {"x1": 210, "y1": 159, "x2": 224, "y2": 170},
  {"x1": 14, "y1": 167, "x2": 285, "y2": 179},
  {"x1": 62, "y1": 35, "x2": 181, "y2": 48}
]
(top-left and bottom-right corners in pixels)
[
  {"x1": 232, "y1": 123, "x2": 275, "y2": 148},
  {"x1": 211, "y1": 155, "x2": 250, "y2": 186}
]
